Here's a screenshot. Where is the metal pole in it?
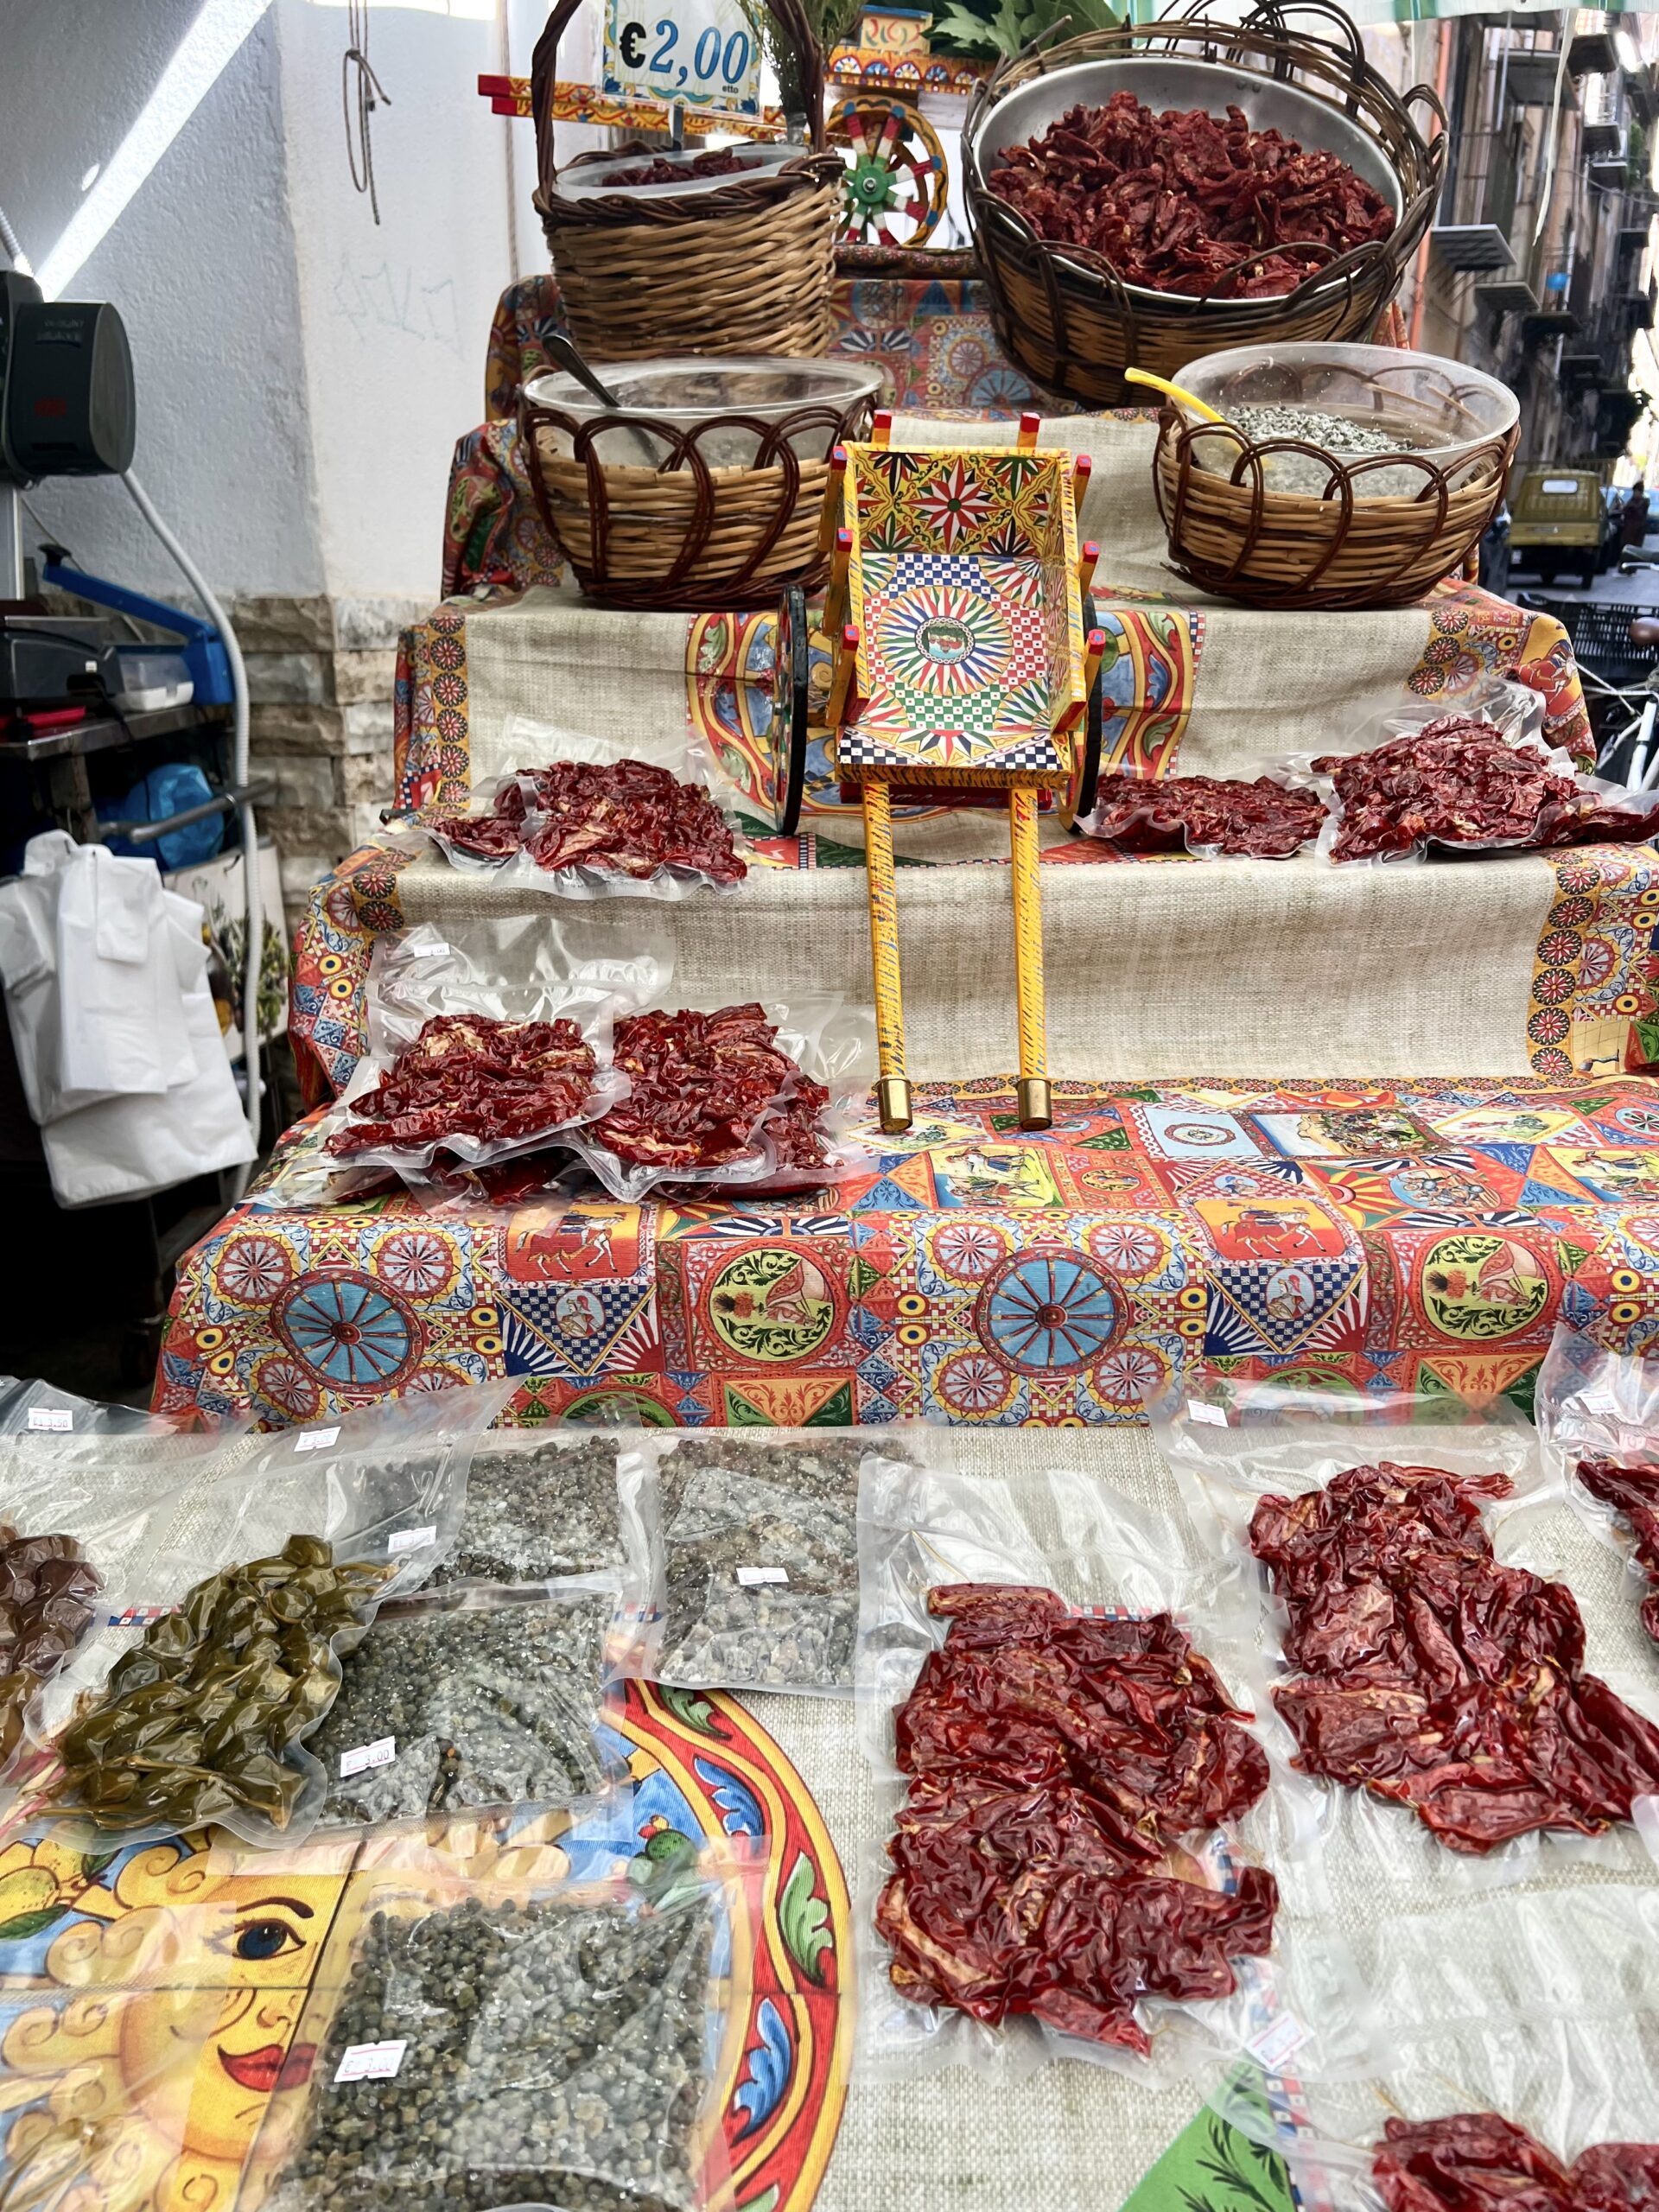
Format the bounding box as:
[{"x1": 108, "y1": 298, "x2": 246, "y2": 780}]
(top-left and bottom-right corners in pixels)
[{"x1": 0, "y1": 484, "x2": 25, "y2": 601}]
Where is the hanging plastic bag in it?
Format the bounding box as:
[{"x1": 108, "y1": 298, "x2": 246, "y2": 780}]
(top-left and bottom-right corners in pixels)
[
  {"x1": 248, "y1": 1849, "x2": 744, "y2": 2212},
  {"x1": 316, "y1": 916, "x2": 672, "y2": 1182},
  {"x1": 853, "y1": 1449, "x2": 1371, "y2": 2086},
  {"x1": 311, "y1": 1579, "x2": 626, "y2": 1828},
  {"x1": 1207, "y1": 1885, "x2": 1659, "y2": 2212},
  {"x1": 1535, "y1": 1323, "x2": 1659, "y2": 1650},
  {"x1": 404, "y1": 717, "x2": 751, "y2": 900},
  {"x1": 566, "y1": 991, "x2": 874, "y2": 1204},
  {"x1": 1149, "y1": 1361, "x2": 1659, "y2": 1890},
  {"x1": 616, "y1": 1427, "x2": 924, "y2": 1696},
  {"x1": 27, "y1": 1377, "x2": 517, "y2": 1849}
]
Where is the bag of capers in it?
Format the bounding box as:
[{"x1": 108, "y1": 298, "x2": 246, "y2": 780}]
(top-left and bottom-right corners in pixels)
[{"x1": 427, "y1": 1427, "x2": 650, "y2": 1594}]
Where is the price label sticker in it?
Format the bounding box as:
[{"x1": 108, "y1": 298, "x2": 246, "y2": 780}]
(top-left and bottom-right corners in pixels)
[
  {"x1": 296, "y1": 1426, "x2": 341, "y2": 1452},
  {"x1": 335, "y1": 2039, "x2": 407, "y2": 2083},
  {"x1": 388, "y1": 1525, "x2": 436, "y2": 1555},
  {"x1": 27, "y1": 1408, "x2": 73, "y2": 1433},
  {"x1": 1187, "y1": 1402, "x2": 1227, "y2": 1427},
  {"x1": 601, "y1": 0, "x2": 762, "y2": 120},
  {"x1": 1246, "y1": 2012, "x2": 1309, "y2": 2072},
  {"x1": 736, "y1": 1566, "x2": 790, "y2": 1587},
  {"x1": 340, "y1": 1738, "x2": 397, "y2": 1778}
]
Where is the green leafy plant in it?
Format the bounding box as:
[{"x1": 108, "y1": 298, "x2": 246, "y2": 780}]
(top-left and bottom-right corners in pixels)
[
  {"x1": 744, "y1": 0, "x2": 864, "y2": 122},
  {"x1": 929, "y1": 0, "x2": 1122, "y2": 63}
]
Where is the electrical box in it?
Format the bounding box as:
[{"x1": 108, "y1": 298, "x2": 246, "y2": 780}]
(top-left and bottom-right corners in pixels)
[{"x1": 2, "y1": 300, "x2": 136, "y2": 480}]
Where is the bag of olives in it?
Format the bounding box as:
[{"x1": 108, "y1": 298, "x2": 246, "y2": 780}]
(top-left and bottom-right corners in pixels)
[
  {"x1": 252, "y1": 1861, "x2": 738, "y2": 2212},
  {"x1": 618, "y1": 1430, "x2": 919, "y2": 1697},
  {"x1": 312, "y1": 1580, "x2": 624, "y2": 1829}
]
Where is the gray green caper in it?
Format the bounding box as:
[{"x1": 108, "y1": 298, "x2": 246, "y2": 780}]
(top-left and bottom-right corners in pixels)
[
  {"x1": 312, "y1": 1592, "x2": 612, "y2": 1824},
  {"x1": 275, "y1": 1890, "x2": 715, "y2": 2212},
  {"x1": 429, "y1": 1437, "x2": 624, "y2": 1588},
  {"x1": 656, "y1": 1438, "x2": 865, "y2": 1691}
]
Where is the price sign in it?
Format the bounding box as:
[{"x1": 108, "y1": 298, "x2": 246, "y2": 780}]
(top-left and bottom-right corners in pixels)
[{"x1": 602, "y1": 0, "x2": 763, "y2": 122}]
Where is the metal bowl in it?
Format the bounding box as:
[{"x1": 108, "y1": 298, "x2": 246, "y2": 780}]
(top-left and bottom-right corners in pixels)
[{"x1": 967, "y1": 52, "x2": 1407, "y2": 313}]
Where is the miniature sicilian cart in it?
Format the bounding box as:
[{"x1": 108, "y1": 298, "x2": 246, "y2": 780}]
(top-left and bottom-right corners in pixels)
[{"x1": 772, "y1": 412, "x2": 1105, "y2": 1136}]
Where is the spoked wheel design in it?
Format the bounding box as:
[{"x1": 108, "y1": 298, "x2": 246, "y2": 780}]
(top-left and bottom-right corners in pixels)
[
  {"x1": 772, "y1": 585, "x2": 810, "y2": 836},
  {"x1": 826, "y1": 95, "x2": 948, "y2": 250},
  {"x1": 1058, "y1": 589, "x2": 1106, "y2": 830}
]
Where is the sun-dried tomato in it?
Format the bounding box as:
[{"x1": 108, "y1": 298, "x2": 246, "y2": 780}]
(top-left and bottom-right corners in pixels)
[
  {"x1": 432, "y1": 760, "x2": 745, "y2": 886},
  {"x1": 1374, "y1": 2114, "x2": 1659, "y2": 2212},
  {"x1": 1250, "y1": 1461, "x2": 1659, "y2": 1852},
  {"x1": 988, "y1": 91, "x2": 1395, "y2": 298},
  {"x1": 1313, "y1": 717, "x2": 1659, "y2": 861},
  {"x1": 326, "y1": 1014, "x2": 597, "y2": 1160},
  {"x1": 601, "y1": 148, "x2": 760, "y2": 188},
  {"x1": 1090, "y1": 772, "x2": 1326, "y2": 856},
  {"x1": 878, "y1": 1583, "x2": 1276, "y2": 2053},
  {"x1": 1576, "y1": 1459, "x2": 1659, "y2": 1646},
  {"x1": 587, "y1": 1003, "x2": 823, "y2": 1175}
]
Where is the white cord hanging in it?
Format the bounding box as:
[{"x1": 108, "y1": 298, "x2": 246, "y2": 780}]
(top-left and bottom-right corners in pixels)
[
  {"x1": 342, "y1": 0, "x2": 392, "y2": 226},
  {"x1": 1534, "y1": 6, "x2": 1572, "y2": 244}
]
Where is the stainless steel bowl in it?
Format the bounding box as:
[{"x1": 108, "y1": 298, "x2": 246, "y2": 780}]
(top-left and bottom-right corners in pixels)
[{"x1": 968, "y1": 52, "x2": 1407, "y2": 312}]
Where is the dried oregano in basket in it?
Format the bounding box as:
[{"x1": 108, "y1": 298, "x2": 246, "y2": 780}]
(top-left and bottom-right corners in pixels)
[
  {"x1": 272, "y1": 1886, "x2": 717, "y2": 2212},
  {"x1": 650, "y1": 1434, "x2": 893, "y2": 1693},
  {"x1": 311, "y1": 1587, "x2": 613, "y2": 1824},
  {"x1": 428, "y1": 1434, "x2": 626, "y2": 1588}
]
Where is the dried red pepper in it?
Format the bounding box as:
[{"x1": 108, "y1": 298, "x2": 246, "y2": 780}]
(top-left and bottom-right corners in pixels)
[
  {"x1": 1313, "y1": 717, "x2": 1659, "y2": 862},
  {"x1": 587, "y1": 1002, "x2": 825, "y2": 1175},
  {"x1": 1250, "y1": 1461, "x2": 1659, "y2": 1852},
  {"x1": 878, "y1": 1583, "x2": 1276, "y2": 2053},
  {"x1": 601, "y1": 148, "x2": 760, "y2": 188},
  {"x1": 326, "y1": 1014, "x2": 597, "y2": 1160},
  {"x1": 989, "y1": 91, "x2": 1395, "y2": 299},
  {"x1": 433, "y1": 760, "x2": 746, "y2": 886},
  {"x1": 1374, "y1": 2113, "x2": 1659, "y2": 2212},
  {"x1": 1575, "y1": 1458, "x2": 1659, "y2": 1646},
  {"x1": 1090, "y1": 772, "x2": 1326, "y2": 857}
]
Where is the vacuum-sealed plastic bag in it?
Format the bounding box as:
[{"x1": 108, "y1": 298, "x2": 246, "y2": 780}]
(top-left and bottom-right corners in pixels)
[
  {"x1": 567, "y1": 993, "x2": 874, "y2": 1204},
  {"x1": 620, "y1": 1427, "x2": 918, "y2": 1695},
  {"x1": 29, "y1": 1379, "x2": 515, "y2": 1847},
  {"x1": 252, "y1": 1855, "x2": 739, "y2": 2212},
  {"x1": 412, "y1": 719, "x2": 750, "y2": 899},
  {"x1": 1151, "y1": 1363, "x2": 1659, "y2": 1886},
  {"x1": 1080, "y1": 767, "x2": 1328, "y2": 858},
  {"x1": 321, "y1": 918, "x2": 672, "y2": 1179},
  {"x1": 429, "y1": 1427, "x2": 643, "y2": 1592},
  {"x1": 1209, "y1": 1886, "x2": 1659, "y2": 2212},
  {"x1": 1536, "y1": 1323, "x2": 1659, "y2": 1648},
  {"x1": 312, "y1": 1580, "x2": 621, "y2": 1827},
  {"x1": 854, "y1": 1450, "x2": 1368, "y2": 2085}
]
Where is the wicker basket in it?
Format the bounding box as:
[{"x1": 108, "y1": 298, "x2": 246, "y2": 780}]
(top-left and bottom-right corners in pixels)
[
  {"x1": 531, "y1": 0, "x2": 841, "y2": 360},
  {"x1": 519, "y1": 384, "x2": 875, "y2": 610},
  {"x1": 1154, "y1": 410, "x2": 1518, "y2": 610},
  {"x1": 963, "y1": 3, "x2": 1445, "y2": 407}
]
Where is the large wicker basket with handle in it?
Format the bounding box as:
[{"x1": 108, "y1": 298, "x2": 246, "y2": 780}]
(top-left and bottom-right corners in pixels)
[
  {"x1": 963, "y1": 2, "x2": 1445, "y2": 407},
  {"x1": 531, "y1": 0, "x2": 842, "y2": 359}
]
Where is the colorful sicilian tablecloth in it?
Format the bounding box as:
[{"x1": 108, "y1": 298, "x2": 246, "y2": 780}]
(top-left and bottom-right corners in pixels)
[{"x1": 158, "y1": 1071, "x2": 1659, "y2": 1428}]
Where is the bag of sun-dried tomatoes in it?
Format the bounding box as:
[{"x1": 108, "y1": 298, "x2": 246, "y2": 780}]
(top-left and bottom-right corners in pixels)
[
  {"x1": 854, "y1": 1446, "x2": 1373, "y2": 2086},
  {"x1": 1079, "y1": 766, "x2": 1329, "y2": 860},
  {"x1": 1205, "y1": 1886, "x2": 1659, "y2": 2212},
  {"x1": 403, "y1": 718, "x2": 752, "y2": 900},
  {"x1": 1536, "y1": 1324, "x2": 1659, "y2": 1656},
  {"x1": 1151, "y1": 1361, "x2": 1659, "y2": 1892},
  {"x1": 312, "y1": 917, "x2": 669, "y2": 1182},
  {"x1": 562, "y1": 990, "x2": 874, "y2": 1205}
]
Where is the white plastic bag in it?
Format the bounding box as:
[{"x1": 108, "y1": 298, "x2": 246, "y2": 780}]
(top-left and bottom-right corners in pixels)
[{"x1": 1535, "y1": 1322, "x2": 1659, "y2": 1633}]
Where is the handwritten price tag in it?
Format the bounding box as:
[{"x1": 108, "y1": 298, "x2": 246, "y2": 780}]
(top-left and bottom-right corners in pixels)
[{"x1": 602, "y1": 0, "x2": 762, "y2": 121}]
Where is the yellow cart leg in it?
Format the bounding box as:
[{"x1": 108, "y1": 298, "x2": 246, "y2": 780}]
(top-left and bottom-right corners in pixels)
[
  {"x1": 862, "y1": 777, "x2": 912, "y2": 1134},
  {"x1": 1009, "y1": 787, "x2": 1052, "y2": 1130}
]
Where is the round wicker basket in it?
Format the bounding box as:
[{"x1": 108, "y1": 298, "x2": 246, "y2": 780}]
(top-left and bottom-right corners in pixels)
[
  {"x1": 963, "y1": 3, "x2": 1445, "y2": 407},
  {"x1": 519, "y1": 392, "x2": 874, "y2": 611},
  {"x1": 531, "y1": 0, "x2": 842, "y2": 360},
  {"x1": 1153, "y1": 409, "x2": 1518, "y2": 610}
]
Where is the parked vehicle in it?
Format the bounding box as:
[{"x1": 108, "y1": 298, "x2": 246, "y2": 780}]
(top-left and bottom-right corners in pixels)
[{"x1": 1508, "y1": 467, "x2": 1606, "y2": 587}]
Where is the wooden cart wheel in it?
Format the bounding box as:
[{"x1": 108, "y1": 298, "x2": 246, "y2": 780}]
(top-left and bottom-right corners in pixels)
[
  {"x1": 826, "y1": 94, "x2": 948, "y2": 250},
  {"x1": 1058, "y1": 589, "x2": 1105, "y2": 830},
  {"x1": 772, "y1": 585, "x2": 810, "y2": 836}
]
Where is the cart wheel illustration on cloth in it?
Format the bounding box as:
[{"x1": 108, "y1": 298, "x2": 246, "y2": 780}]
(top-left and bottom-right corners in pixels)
[
  {"x1": 827, "y1": 95, "x2": 948, "y2": 250},
  {"x1": 1058, "y1": 588, "x2": 1105, "y2": 830},
  {"x1": 772, "y1": 583, "x2": 810, "y2": 836}
]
